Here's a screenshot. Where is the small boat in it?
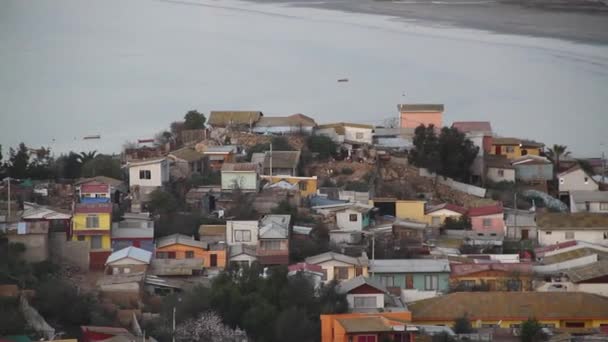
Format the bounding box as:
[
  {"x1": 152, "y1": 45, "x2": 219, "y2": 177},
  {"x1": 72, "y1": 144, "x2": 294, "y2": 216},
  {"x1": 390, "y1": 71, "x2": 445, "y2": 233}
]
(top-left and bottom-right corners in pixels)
[
  {"x1": 83, "y1": 135, "x2": 101, "y2": 140},
  {"x1": 337, "y1": 78, "x2": 349, "y2": 82}
]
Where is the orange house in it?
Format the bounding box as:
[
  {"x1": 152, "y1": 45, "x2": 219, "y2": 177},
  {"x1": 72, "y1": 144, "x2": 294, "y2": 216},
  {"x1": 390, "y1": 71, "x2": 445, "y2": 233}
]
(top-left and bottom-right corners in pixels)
[
  {"x1": 398, "y1": 104, "x2": 444, "y2": 129},
  {"x1": 321, "y1": 312, "x2": 413, "y2": 342},
  {"x1": 155, "y1": 233, "x2": 226, "y2": 269}
]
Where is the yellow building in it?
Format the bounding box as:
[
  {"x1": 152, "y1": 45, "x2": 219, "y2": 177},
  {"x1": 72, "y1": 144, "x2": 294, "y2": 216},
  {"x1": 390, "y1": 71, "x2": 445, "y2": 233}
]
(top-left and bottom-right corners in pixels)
[
  {"x1": 409, "y1": 292, "x2": 608, "y2": 329},
  {"x1": 305, "y1": 252, "x2": 369, "y2": 283},
  {"x1": 71, "y1": 203, "x2": 112, "y2": 250},
  {"x1": 491, "y1": 137, "x2": 544, "y2": 160},
  {"x1": 395, "y1": 200, "x2": 431, "y2": 224},
  {"x1": 261, "y1": 175, "x2": 318, "y2": 197}
]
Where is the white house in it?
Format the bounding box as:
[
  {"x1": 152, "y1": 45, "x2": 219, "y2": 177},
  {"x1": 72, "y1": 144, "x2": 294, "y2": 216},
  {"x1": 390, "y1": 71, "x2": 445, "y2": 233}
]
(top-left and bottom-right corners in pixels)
[
  {"x1": 315, "y1": 123, "x2": 374, "y2": 145},
  {"x1": 251, "y1": 114, "x2": 316, "y2": 135},
  {"x1": 485, "y1": 155, "x2": 516, "y2": 183},
  {"x1": 569, "y1": 191, "x2": 608, "y2": 213},
  {"x1": 305, "y1": 252, "x2": 369, "y2": 283},
  {"x1": 226, "y1": 220, "x2": 259, "y2": 246},
  {"x1": 228, "y1": 244, "x2": 257, "y2": 268},
  {"x1": 337, "y1": 276, "x2": 387, "y2": 311},
  {"x1": 220, "y1": 163, "x2": 259, "y2": 191},
  {"x1": 559, "y1": 166, "x2": 599, "y2": 194},
  {"x1": 537, "y1": 213, "x2": 608, "y2": 246},
  {"x1": 335, "y1": 204, "x2": 373, "y2": 231},
  {"x1": 127, "y1": 158, "x2": 170, "y2": 188},
  {"x1": 105, "y1": 246, "x2": 152, "y2": 275}
]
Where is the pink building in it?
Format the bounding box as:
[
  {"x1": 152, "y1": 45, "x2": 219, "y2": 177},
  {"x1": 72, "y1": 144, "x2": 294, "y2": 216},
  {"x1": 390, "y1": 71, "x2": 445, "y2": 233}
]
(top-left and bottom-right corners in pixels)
[
  {"x1": 468, "y1": 204, "x2": 505, "y2": 235},
  {"x1": 398, "y1": 104, "x2": 444, "y2": 129}
]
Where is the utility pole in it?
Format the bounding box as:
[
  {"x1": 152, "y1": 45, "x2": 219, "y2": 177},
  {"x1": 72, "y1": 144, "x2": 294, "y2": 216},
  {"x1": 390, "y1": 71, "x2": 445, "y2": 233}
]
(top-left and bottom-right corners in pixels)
[
  {"x1": 371, "y1": 230, "x2": 375, "y2": 278},
  {"x1": 6, "y1": 177, "x2": 10, "y2": 222},
  {"x1": 172, "y1": 306, "x2": 176, "y2": 342},
  {"x1": 269, "y1": 142, "x2": 273, "y2": 176},
  {"x1": 513, "y1": 192, "x2": 518, "y2": 241}
]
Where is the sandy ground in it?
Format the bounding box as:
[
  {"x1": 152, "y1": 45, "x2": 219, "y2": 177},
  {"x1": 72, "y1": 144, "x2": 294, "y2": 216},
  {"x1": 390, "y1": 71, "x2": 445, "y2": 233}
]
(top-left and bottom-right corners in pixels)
[{"x1": 247, "y1": 0, "x2": 608, "y2": 44}]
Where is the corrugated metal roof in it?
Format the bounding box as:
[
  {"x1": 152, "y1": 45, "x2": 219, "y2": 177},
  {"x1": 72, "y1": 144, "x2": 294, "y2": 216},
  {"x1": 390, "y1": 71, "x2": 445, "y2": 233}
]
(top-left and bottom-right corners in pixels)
[
  {"x1": 259, "y1": 215, "x2": 290, "y2": 239},
  {"x1": 537, "y1": 212, "x2": 608, "y2": 229},
  {"x1": 156, "y1": 234, "x2": 207, "y2": 249},
  {"x1": 305, "y1": 251, "x2": 368, "y2": 266},
  {"x1": 566, "y1": 260, "x2": 608, "y2": 283},
  {"x1": 371, "y1": 259, "x2": 450, "y2": 273},
  {"x1": 337, "y1": 275, "x2": 388, "y2": 294},
  {"x1": 106, "y1": 246, "x2": 152, "y2": 265},
  {"x1": 570, "y1": 190, "x2": 608, "y2": 203},
  {"x1": 221, "y1": 162, "x2": 258, "y2": 172}
]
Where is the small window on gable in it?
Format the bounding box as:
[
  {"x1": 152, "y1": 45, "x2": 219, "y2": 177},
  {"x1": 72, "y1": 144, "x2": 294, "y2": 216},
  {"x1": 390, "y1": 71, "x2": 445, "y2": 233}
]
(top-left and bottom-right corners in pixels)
[
  {"x1": 546, "y1": 231, "x2": 552, "y2": 235},
  {"x1": 498, "y1": 169, "x2": 505, "y2": 177},
  {"x1": 559, "y1": 178, "x2": 565, "y2": 184},
  {"x1": 584, "y1": 177, "x2": 589, "y2": 184},
  {"x1": 349, "y1": 214, "x2": 358, "y2": 222}
]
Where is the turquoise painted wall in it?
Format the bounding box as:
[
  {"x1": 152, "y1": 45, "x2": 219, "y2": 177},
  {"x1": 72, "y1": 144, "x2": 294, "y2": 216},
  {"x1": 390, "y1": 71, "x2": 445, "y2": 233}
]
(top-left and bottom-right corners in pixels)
[
  {"x1": 362, "y1": 213, "x2": 370, "y2": 228},
  {"x1": 372, "y1": 272, "x2": 450, "y2": 292}
]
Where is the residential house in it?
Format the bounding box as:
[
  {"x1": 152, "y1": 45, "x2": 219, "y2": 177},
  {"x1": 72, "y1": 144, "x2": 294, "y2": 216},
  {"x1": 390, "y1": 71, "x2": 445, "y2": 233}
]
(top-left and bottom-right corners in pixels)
[
  {"x1": 111, "y1": 213, "x2": 154, "y2": 251},
  {"x1": 252, "y1": 150, "x2": 301, "y2": 176},
  {"x1": 337, "y1": 276, "x2": 389, "y2": 312},
  {"x1": 408, "y1": 292, "x2": 608, "y2": 329},
  {"x1": 198, "y1": 224, "x2": 226, "y2": 245},
  {"x1": 167, "y1": 146, "x2": 206, "y2": 175},
  {"x1": 155, "y1": 233, "x2": 225, "y2": 269},
  {"x1": 558, "y1": 166, "x2": 599, "y2": 198},
  {"x1": 305, "y1": 252, "x2": 369, "y2": 283},
  {"x1": 105, "y1": 246, "x2": 152, "y2": 275},
  {"x1": 569, "y1": 191, "x2": 608, "y2": 213},
  {"x1": 392, "y1": 219, "x2": 432, "y2": 250},
  {"x1": 398, "y1": 104, "x2": 444, "y2": 129},
  {"x1": 335, "y1": 204, "x2": 373, "y2": 231},
  {"x1": 75, "y1": 176, "x2": 125, "y2": 204},
  {"x1": 21, "y1": 202, "x2": 71, "y2": 236},
  {"x1": 395, "y1": 200, "x2": 427, "y2": 224},
  {"x1": 372, "y1": 127, "x2": 414, "y2": 151},
  {"x1": 207, "y1": 110, "x2": 263, "y2": 130},
  {"x1": 220, "y1": 162, "x2": 259, "y2": 191},
  {"x1": 316, "y1": 123, "x2": 374, "y2": 146},
  {"x1": 330, "y1": 230, "x2": 363, "y2": 245},
  {"x1": 96, "y1": 272, "x2": 146, "y2": 309},
  {"x1": 3, "y1": 221, "x2": 50, "y2": 263},
  {"x1": 199, "y1": 145, "x2": 237, "y2": 171},
  {"x1": 452, "y1": 121, "x2": 493, "y2": 183},
  {"x1": 320, "y1": 312, "x2": 413, "y2": 342},
  {"x1": 370, "y1": 259, "x2": 451, "y2": 292},
  {"x1": 261, "y1": 175, "x2": 318, "y2": 197},
  {"x1": 76, "y1": 180, "x2": 112, "y2": 204},
  {"x1": 504, "y1": 208, "x2": 537, "y2": 240},
  {"x1": 257, "y1": 214, "x2": 290, "y2": 265},
  {"x1": 491, "y1": 137, "x2": 544, "y2": 159},
  {"x1": 468, "y1": 204, "x2": 505, "y2": 237},
  {"x1": 511, "y1": 155, "x2": 553, "y2": 183},
  {"x1": 226, "y1": 220, "x2": 259, "y2": 246},
  {"x1": 425, "y1": 203, "x2": 467, "y2": 227},
  {"x1": 252, "y1": 113, "x2": 317, "y2": 135},
  {"x1": 449, "y1": 262, "x2": 533, "y2": 291},
  {"x1": 485, "y1": 155, "x2": 515, "y2": 183},
  {"x1": 288, "y1": 262, "x2": 325, "y2": 289},
  {"x1": 229, "y1": 244, "x2": 258, "y2": 268},
  {"x1": 71, "y1": 202, "x2": 113, "y2": 270},
  {"x1": 538, "y1": 260, "x2": 608, "y2": 297},
  {"x1": 126, "y1": 158, "x2": 170, "y2": 210},
  {"x1": 537, "y1": 213, "x2": 608, "y2": 246}
]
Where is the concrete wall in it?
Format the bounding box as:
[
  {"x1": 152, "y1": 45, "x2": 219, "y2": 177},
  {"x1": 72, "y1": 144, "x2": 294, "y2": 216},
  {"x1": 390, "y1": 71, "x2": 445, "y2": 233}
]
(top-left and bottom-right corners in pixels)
[
  {"x1": 419, "y1": 168, "x2": 487, "y2": 197},
  {"x1": 336, "y1": 211, "x2": 364, "y2": 231},
  {"x1": 559, "y1": 168, "x2": 599, "y2": 193},
  {"x1": 221, "y1": 172, "x2": 258, "y2": 191},
  {"x1": 226, "y1": 220, "x2": 259, "y2": 246},
  {"x1": 400, "y1": 111, "x2": 442, "y2": 129},
  {"x1": 487, "y1": 167, "x2": 516, "y2": 183},
  {"x1": 8, "y1": 233, "x2": 49, "y2": 263},
  {"x1": 538, "y1": 229, "x2": 608, "y2": 246},
  {"x1": 49, "y1": 232, "x2": 89, "y2": 270},
  {"x1": 344, "y1": 126, "x2": 373, "y2": 145},
  {"x1": 128, "y1": 160, "x2": 168, "y2": 188}
]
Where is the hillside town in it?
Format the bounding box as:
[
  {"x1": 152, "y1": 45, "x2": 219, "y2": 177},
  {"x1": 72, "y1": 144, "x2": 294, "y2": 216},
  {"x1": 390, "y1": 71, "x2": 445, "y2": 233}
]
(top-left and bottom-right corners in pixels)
[{"x1": 1, "y1": 105, "x2": 608, "y2": 342}]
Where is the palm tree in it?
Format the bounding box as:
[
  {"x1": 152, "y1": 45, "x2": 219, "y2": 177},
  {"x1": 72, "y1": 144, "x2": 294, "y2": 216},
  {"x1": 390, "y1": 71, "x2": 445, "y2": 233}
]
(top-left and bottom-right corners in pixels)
[
  {"x1": 77, "y1": 150, "x2": 97, "y2": 166},
  {"x1": 546, "y1": 144, "x2": 570, "y2": 173}
]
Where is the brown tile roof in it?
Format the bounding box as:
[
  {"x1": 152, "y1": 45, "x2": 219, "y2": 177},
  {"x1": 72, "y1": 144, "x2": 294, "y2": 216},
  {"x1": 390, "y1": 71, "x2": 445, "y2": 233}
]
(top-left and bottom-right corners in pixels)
[
  {"x1": 168, "y1": 147, "x2": 205, "y2": 162},
  {"x1": 485, "y1": 155, "x2": 515, "y2": 169},
  {"x1": 450, "y1": 262, "x2": 533, "y2": 277},
  {"x1": 492, "y1": 137, "x2": 521, "y2": 146},
  {"x1": 208, "y1": 111, "x2": 263, "y2": 127},
  {"x1": 255, "y1": 114, "x2": 317, "y2": 127},
  {"x1": 537, "y1": 213, "x2": 608, "y2": 230},
  {"x1": 221, "y1": 162, "x2": 258, "y2": 172},
  {"x1": 409, "y1": 292, "x2": 608, "y2": 321},
  {"x1": 452, "y1": 122, "x2": 492, "y2": 134},
  {"x1": 398, "y1": 104, "x2": 444, "y2": 112},
  {"x1": 337, "y1": 317, "x2": 394, "y2": 333},
  {"x1": 565, "y1": 260, "x2": 608, "y2": 283}
]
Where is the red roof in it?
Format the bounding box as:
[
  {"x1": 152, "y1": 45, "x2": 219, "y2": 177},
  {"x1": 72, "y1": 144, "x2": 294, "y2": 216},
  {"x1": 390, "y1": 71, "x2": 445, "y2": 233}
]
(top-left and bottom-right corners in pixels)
[
  {"x1": 74, "y1": 203, "x2": 113, "y2": 214},
  {"x1": 467, "y1": 204, "x2": 503, "y2": 217},
  {"x1": 426, "y1": 203, "x2": 467, "y2": 215},
  {"x1": 288, "y1": 262, "x2": 324, "y2": 273},
  {"x1": 452, "y1": 121, "x2": 492, "y2": 134},
  {"x1": 450, "y1": 262, "x2": 533, "y2": 277},
  {"x1": 81, "y1": 182, "x2": 110, "y2": 193}
]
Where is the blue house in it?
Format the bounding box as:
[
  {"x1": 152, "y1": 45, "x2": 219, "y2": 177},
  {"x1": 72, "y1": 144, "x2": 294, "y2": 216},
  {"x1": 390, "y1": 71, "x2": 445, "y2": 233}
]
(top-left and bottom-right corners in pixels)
[{"x1": 370, "y1": 259, "x2": 451, "y2": 292}]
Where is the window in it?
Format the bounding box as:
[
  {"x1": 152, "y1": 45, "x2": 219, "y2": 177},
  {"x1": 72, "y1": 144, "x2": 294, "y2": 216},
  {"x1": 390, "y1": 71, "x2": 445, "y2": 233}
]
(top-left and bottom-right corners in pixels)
[
  {"x1": 498, "y1": 169, "x2": 505, "y2": 177},
  {"x1": 299, "y1": 182, "x2": 308, "y2": 191},
  {"x1": 90, "y1": 236, "x2": 102, "y2": 249},
  {"x1": 261, "y1": 240, "x2": 281, "y2": 250},
  {"x1": 559, "y1": 178, "x2": 565, "y2": 184},
  {"x1": 546, "y1": 231, "x2": 552, "y2": 235},
  {"x1": 477, "y1": 233, "x2": 484, "y2": 237},
  {"x1": 379, "y1": 276, "x2": 394, "y2": 287},
  {"x1": 424, "y1": 275, "x2": 439, "y2": 290},
  {"x1": 584, "y1": 177, "x2": 589, "y2": 184},
  {"x1": 353, "y1": 296, "x2": 377, "y2": 308},
  {"x1": 139, "y1": 170, "x2": 151, "y2": 180},
  {"x1": 355, "y1": 132, "x2": 364, "y2": 140},
  {"x1": 185, "y1": 251, "x2": 195, "y2": 258},
  {"x1": 565, "y1": 231, "x2": 575, "y2": 239},
  {"x1": 600, "y1": 203, "x2": 608, "y2": 211},
  {"x1": 490, "y1": 233, "x2": 497, "y2": 236},
  {"x1": 460, "y1": 280, "x2": 476, "y2": 288},
  {"x1": 604, "y1": 232, "x2": 608, "y2": 239},
  {"x1": 405, "y1": 274, "x2": 414, "y2": 289},
  {"x1": 506, "y1": 279, "x2": 522, "y2": 291},
  {"x1": 334, "y1": 267, "x2": 349, "y2": 280},
  {"x1": 506, "y1": 146, "x2": 515, "y2": 153},
  {"x1": 77, "y1": 235, "x2": 86, "y2": 242},
  {"x1": 156, "y1": 252, "x2": 176, "y2": 259},
  {"x1": 431, "y1": 217, "x2": 441, "y2": 226},
  {"x1": 482, "y1": 218, "x2": 492, "y2": 227},
  {"x1": 86, "y1": 215, "x2": 99, "y2": 228},
  {"x1": 349, "y1": 214, "x2": 358, "y2": 222},
  {"x1": 95, "y1": 193, "x2": 107, "y2": 198},
  {"x1": 234, "y1": 230, "x2": 252, "y2": 242},
  {"x1": 355, "y1": 266, "x2": 363, "y2": 276},
  {"x1": 565, "y1": 322, "x2": 585, "y2": 328}
]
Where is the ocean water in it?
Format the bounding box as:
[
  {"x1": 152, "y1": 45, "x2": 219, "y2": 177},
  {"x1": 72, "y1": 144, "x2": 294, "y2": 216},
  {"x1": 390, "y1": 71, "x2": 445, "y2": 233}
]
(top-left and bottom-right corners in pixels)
[{"x1": 0, "y1": 0, "x2": 607, "y2": 156}]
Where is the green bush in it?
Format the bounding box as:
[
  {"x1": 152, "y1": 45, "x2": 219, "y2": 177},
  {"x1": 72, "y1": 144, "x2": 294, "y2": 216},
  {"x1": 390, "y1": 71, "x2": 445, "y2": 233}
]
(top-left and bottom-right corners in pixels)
[{"x1": 341, "y1": 167, "x2": 354, "y2": 175}]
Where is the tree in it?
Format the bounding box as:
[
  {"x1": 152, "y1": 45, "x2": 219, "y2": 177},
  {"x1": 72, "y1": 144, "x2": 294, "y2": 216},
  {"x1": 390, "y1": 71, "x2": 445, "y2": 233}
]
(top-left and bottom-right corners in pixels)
[
  {"x1": 155, "y1": 130, "x2": 174, "y2": 146},
  {"x1": 274, "y1": 307, "x2": 317, "y2": 342},
  {"x1": 81, "y1": 155, "x2": 123, "y2": 179},
  {"x1": 183, "y1": 110, "x2": 207, "y2": 130},
  {"x1": 176, "y1": 311, "x2": 247, "y2": 342},
  {"x1": 318, "y1": 281, "x2": 348, "y2": 314},
  {"x1": 520, "y1": 318, "x2": 546, "y2": 342},
  {"x1": 8, "y1": 143, "x2": 30, "y2": 178},
  {"x1": 247, "y1": 137, "x2": 294, "y2": 160},
  {"x1": 453, "y1": 314, "x2": 473, "y2": 334},
  {"x1": 441, "y1": 216, "x2": 471, "y2": 230},
  {"x1": 546, "y1": 144, "x2": 570, "y2": 173},
  {"x1": 147, "y1": 189, "x2": 179, "y2": 215},
  {"x1": 307, "y1": 135, "x2": 338, "y2": 160},
  {"x1": 77, "y1": 151, "x2": 97, "y2": 166}
]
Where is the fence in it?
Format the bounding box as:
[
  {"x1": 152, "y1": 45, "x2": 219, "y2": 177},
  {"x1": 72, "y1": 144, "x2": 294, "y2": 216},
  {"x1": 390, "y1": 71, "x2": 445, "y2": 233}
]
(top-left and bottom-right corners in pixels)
[{"x1": 419, "y1": 168, "x2": 487, "y2": 197}]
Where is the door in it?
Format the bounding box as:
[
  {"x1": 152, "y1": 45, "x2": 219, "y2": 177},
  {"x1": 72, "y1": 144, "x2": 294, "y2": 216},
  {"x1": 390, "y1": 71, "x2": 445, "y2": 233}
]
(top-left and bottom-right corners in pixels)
[
  {"x1": 405, "y1": 274, "x2": 414, "y2": 289},
  {"x1": 210, "y1": 254, "x2": 218, "y2": 267},
  {"x1": 495, "y1": 145, "x2": 502, "y2": 155},
  {"x1": 521, "y1": 229, "x2": 529, "y2": 240}
]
